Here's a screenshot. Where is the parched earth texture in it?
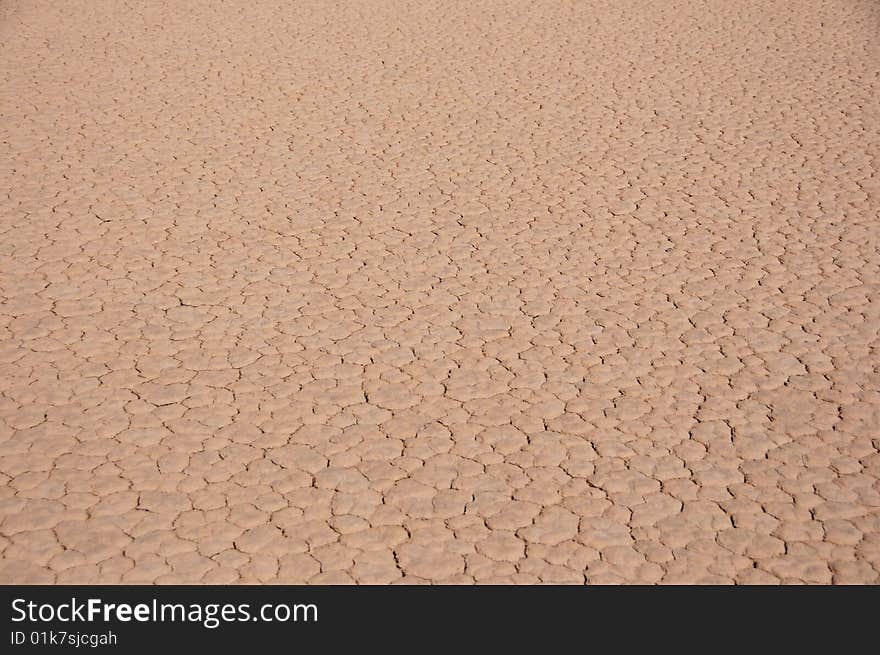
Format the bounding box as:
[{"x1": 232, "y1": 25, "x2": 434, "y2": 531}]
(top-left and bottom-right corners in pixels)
[{"x1": 1, "y1": 0, "x2": 879, "y2": 585}]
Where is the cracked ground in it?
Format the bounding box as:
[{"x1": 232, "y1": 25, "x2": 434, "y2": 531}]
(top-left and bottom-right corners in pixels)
[{"x1": 1, "y1": 0, "x2": 879, "y2": 585}]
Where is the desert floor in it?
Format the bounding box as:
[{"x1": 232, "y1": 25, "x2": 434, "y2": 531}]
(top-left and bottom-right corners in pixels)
[{"x1": 1, "y1": 1, "x2": 878, "y2": 584}]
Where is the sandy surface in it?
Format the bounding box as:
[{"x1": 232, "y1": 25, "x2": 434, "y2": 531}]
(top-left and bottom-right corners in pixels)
[{"x1": 1, "y1": 0, "x2": 879, "y2": 584}]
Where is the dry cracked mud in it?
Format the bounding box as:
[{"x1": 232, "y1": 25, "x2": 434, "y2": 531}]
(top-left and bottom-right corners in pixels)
[{"x1": 1, "y1": 1, "x2": 879, "y2": 585}]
